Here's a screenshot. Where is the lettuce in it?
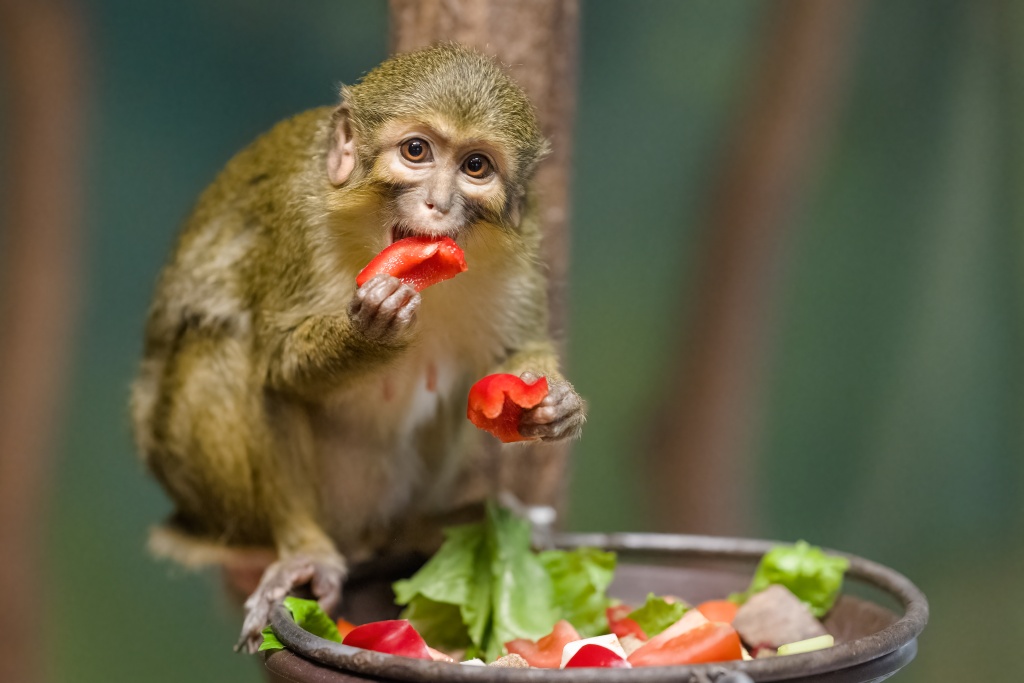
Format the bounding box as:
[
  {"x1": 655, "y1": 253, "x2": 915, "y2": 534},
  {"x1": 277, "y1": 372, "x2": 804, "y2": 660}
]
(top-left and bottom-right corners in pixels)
[
  {"x1": 258, "y1": 596, "x2": 342, "y2": 652},
  {"x1": 393, "y1": 503, "x2": 616, "y2": 661},
  {"x1": 626, "y1": 593, "x2": 689, "y2": 637},
  {"x1": 731, "y1": 541, "x2": 849, "y2": 617}
]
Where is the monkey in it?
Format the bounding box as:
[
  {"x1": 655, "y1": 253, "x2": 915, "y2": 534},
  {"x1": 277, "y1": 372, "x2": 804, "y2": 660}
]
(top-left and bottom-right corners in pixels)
[{"x1": 130, "y1": 43, "x2": 586, "y2": 653}]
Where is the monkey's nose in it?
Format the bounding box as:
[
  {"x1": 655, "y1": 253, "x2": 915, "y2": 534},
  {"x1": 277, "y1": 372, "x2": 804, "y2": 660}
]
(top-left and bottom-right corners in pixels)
[{"x1": 425, "y1": 200, "x2": 450, "y2": 214}]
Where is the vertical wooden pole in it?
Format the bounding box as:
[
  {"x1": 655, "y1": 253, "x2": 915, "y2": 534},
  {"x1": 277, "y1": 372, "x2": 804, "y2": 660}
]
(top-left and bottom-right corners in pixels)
[{"x1": 390, "y1": 0, "x2": 580, "y2": 511}]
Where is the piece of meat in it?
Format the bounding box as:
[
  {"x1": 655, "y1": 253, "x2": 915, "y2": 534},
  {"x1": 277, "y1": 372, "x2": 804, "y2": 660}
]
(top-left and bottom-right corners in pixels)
[{"x1": 733, "y1": 585, "x2": 828, "y2": 649}]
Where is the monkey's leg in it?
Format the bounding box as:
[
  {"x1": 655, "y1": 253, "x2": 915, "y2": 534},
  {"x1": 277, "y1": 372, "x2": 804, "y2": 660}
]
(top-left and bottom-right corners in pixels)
[{"x1": 496, "y1": 342, "x2": 586, "y2": 442}]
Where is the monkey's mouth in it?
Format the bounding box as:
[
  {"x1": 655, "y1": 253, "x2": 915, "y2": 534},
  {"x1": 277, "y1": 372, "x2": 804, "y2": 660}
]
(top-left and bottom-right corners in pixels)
[{"x1": 389, "y1": 223, "x2": 461, "y2": 245}]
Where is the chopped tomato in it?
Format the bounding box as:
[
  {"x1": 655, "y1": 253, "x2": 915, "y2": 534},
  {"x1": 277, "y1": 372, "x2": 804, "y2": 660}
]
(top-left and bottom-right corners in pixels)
[
  {"x1": 628, "y1": 622, "x2": 743, "y2": 667},
  {"x1": 697, "y1": 600, "x2": 739, "y2": 624},
  {"x1": 644, "y1": 609, "x2": 708, "y2": 649},
  {"x1": 467, "y1": 374, "x2": 549, "y2": 443},
  {"x1": 336, "y1": 617, "x2": 357, "y2": 640},
  {"x1": 342, "y1": 619, "x2": 432, "y2": 660},
  {"x1": 356, "y1": 236, "x2": 467, "y2": 291},
  {"x1": 564, "y1": 643, "x2": 631, "y2": 669},
  {"x1": 505, "y1": 619, "x2": 580, "y2": 669},
  {"x1": 607, "y1": 604, "x2": 647, "y2": 640}
]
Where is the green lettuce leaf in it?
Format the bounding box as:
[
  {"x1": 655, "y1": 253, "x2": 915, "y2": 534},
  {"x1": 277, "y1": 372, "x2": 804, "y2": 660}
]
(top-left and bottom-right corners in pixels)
[
  {"x1": 257, "y1": 596, "x2": 342, "y2": 652},
  {"x1": 626, "y1": 593, "x2": 689, "y2": 638},
  {"x1": 732, "y1": 541, "x2": 849, "y2": 617},
  {"x1": 394, "y1": 503, "x2": 561, "y2": 662},
  {"x1": 539, "y1": 547, "x2": 617, "y2": 637}
]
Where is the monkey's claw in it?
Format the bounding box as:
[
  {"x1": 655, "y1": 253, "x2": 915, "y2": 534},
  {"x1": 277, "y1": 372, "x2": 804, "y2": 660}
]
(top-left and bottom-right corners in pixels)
[
  {"x1": 517, "y1": 372, "x2": 586, "y2": 442},
  {"x1": 235, "y1": 554, "x2": 345, "y2": 654},
  {"x1": 349, "y1": 273, "x2": 420, "y2": 345}
]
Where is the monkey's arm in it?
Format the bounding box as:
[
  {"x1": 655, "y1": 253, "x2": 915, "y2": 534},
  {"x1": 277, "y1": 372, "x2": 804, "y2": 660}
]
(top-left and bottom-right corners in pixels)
[{"x1": 265, "y1": 274, "x2": 420, "y2": 397}]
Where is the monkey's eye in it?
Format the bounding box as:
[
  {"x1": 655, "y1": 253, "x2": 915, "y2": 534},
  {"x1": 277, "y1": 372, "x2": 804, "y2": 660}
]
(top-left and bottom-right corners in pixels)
[
  {"x1": 462, "y1": 154, "x2": 493, "y2": 179},
  {"x1": 400, "y1": 138, "x2": 431, "y2": 163}
]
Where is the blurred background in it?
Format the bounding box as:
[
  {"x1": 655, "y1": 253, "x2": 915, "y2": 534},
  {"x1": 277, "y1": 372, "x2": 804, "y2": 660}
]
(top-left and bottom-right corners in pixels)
[{"x1": 1, "y1": 0, "x2": 1020, "y2": 681}]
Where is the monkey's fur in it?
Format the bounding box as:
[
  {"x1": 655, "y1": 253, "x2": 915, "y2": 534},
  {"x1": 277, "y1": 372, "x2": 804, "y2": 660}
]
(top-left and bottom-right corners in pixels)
[{"x1": 130, "y1": 44, "x2": 585, "y2": 651}]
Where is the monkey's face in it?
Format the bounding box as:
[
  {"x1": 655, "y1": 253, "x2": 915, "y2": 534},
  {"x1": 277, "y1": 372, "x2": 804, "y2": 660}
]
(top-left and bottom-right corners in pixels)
[{"x1": 373, "y1": 118, "x2": 511, "y2": 243}]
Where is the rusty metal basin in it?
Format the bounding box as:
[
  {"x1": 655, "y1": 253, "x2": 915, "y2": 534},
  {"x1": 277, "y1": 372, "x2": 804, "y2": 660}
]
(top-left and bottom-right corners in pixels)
[{"x1": 263, "y1": 533, "x2": 928, "y2": 683}]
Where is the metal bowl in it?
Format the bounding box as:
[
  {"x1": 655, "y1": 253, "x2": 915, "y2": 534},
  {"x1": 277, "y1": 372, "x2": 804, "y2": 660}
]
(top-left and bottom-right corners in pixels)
[{"x1": 264, "y1": 533, "x2": 928, "y2": 683}]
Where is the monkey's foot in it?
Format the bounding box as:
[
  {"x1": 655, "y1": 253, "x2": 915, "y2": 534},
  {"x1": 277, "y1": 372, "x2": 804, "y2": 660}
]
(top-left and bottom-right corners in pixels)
[
  {"x1": 235, "y1": 554, "x2": 346, "y2": 654},
  {"x1": 517, "y1": 372, "x2": 586, "y2": 442}
]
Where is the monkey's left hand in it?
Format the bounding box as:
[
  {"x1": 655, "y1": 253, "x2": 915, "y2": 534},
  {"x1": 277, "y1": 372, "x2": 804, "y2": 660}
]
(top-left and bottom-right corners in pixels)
[{"x1": 516, "y1": 371, "x2": 586, "y2": 441}]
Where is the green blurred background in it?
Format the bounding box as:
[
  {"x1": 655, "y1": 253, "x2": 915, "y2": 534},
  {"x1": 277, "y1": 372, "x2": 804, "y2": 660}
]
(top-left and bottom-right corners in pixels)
[{"x1": 3, "y1": 0, "x2": 1020, "y2": 681}]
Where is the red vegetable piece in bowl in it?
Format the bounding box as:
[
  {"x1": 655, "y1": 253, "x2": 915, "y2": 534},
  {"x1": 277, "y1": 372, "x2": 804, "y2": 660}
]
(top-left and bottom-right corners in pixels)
[
  {"x1": 628, "y1": 622, "x2": 742, "y2": 667},
  {"x1": 607, "y1": 604, "x2": 647, "y2": 640},
  {"x1": 564, "y1": 643, "x2": 632, "y2": 669},
  {"x1": 697, "y1": 600, "x2": 739, "y2": 624},
  {"x1": 356, "y1": 236, "x2": 467, "y2": 291},
  {"x1": 467, "y1": 373, "x2": 549, "y2": 443},
  {"x1": 341, "y1": 620, "x2": 432, "y2": 660},
  {"x1": 505, "y1": 619, "x2": 580, "y2": 669}
]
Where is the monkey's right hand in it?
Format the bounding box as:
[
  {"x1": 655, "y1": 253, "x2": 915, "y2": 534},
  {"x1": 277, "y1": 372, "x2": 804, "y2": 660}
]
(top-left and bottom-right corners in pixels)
[
  {"x1": 236, "y1": 553, "x2": 346, "y2": 654},
  {"x1": 348, "y1": 273, "x2": 421, "y2": 345}
]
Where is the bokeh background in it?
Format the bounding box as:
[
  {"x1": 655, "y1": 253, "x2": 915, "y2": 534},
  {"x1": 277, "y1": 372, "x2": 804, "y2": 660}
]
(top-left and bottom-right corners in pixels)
[{"x1": 1, "y1": 1, "x2": 1021, "y2": 681}]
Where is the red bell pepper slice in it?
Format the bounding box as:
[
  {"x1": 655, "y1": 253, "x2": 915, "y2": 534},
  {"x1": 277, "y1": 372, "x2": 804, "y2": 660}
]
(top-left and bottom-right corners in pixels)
[
  {"x1": 467, "y1": 373, "x2": 549, "y2": 443},
  {"x1": 564, "y1": 643, "x2": 632, "y2": 669},
  {"x1": 505, "y1": 619, "x2": 580, "y2": 669},
  {"x1": 697, "y1": 600, "x2": 739, "y2": 624},
  {"x1": 607, "y1": 604, "x2": 647, "y2": 640},
  {"x1": 627, "y1": 622, "x2": 743, "y2": 667},
  {"x1": 341, "y1": 619, "x2": 432, "y2": 660},
  {"x1": 356, "y1": 236, "x2": 467, "y2": 291}
]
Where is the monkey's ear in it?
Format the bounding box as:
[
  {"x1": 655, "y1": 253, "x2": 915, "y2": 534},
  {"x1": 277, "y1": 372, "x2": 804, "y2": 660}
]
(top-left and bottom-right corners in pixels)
[{"x1": 327, "y1": 106, "x2": 357, "y2": 186}]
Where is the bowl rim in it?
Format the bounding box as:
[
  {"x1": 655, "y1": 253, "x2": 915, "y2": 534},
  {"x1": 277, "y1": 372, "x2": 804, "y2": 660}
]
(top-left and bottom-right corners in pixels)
[{"x1": 267, "y1": 532, "x2": 929, "y2": 683}]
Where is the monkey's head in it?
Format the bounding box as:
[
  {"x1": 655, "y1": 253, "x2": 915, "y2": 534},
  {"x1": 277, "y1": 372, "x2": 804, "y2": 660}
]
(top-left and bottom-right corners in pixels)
[{"x1": 327, "y1": 43, "x2": 548, "y2": 243}]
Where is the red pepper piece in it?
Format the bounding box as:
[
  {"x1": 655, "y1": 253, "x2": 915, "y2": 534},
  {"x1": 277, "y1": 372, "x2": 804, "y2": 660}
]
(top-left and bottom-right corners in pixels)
[
  {"x1": 627, "y1": 622, "x2": 743, "y2": 667},
  {"x1": 564, "y1": 643, "x2": 632, "y2": 669},
  {"x1": 342, "y1": 619, "x2": 432, "y2": 660},
  {"x1": 356, "y1": 236, "x2": 467, "y2": 291},
  {"x1": 467, "y1": 373, "x2": 549, "y2": 443},
  {"x1": 696, "y1": 600, "x2": 739, "y2": 624},
  {"x1": 505, "y1": 619, "x2": 580, "y2": 669},
  {"x1": 607, "y1": 604, "x2": 647, "y2": 641}
]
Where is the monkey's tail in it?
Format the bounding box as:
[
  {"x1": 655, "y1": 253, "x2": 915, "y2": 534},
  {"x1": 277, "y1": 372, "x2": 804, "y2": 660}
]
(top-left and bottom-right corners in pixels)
[{"x1": 148, "y1": 521, "x2": 276, "y2": 571}]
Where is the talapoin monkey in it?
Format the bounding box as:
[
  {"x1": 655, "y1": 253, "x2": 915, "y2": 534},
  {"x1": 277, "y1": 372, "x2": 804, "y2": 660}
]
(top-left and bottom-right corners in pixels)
[{"x1": 130, "y1": 43, "x2": 585, "y2": 652}]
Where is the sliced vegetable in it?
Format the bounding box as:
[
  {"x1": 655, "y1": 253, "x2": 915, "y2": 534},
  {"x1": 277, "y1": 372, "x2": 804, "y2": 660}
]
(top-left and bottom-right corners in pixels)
[
  {"x1": 697, "y1": 600, "x2": 738, "y2": 624},
  {"x1": 258, "y1": 596, "x2": 342, "y2": 652},
  {"x1": 606, "y1": 604, "x2": 646, "y2": 640},
  {"x1": 342, "y1": 620, "x2": 432, "y2": 660},
  {"x1": 564, "y1": 644, "x2": 632, "y2": 669},
  {"x1": 467, "y1": 374, "x2": 549, "y2": 443},
  {"x1": 356, "y1": 235, "x2": 467, "y2": 291},
  {"x1": 539, "y1": 547, "x2": 617, "y2": 637},
  {"x1": 643, "y1": 610, "x2": 708, "y2": 650},
  {"x1": 560, "y1": 634, "x2": 627, "y2": 668},
  {"x1": 627, "y1": 594, "x2": 689, "y2": 639},
  {"x1": 336, "y1": 617, "x2": 357, "y2": 640},
  {"x1": 731, "y1": 541, "x2": 849, "y2": 617},
  {"x1": 505, "y1": 619, "x2": 581, "y2": 669},
  {"x1": 778, "y1": 634, "x2": 835, "y2": 656},
  {"x1": 628, "y1": 622, "x2": 743, "y2": 667}
]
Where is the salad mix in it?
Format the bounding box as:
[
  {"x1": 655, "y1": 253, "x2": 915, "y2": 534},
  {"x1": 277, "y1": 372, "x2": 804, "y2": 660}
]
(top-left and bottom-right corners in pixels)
[{"x1": 261, "y1": 506, "x2": 849, "y2": 670}]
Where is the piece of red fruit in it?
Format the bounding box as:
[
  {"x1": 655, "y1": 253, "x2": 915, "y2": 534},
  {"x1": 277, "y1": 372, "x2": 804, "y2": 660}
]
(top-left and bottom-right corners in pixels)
[
  {"x1": 628, "y1": 622, "x2": 743, "y2": 667},
  {"x1": 467, "y1": 373, "x2": 549, "y2": 443},
  {"x1": 564, "y1": 643, "x2": 632, "y2": 669},
  {"x1": 505, "y1": 619, "x2": 580, "y2": 669},
  {"x1": 356, "y1": 236, "x2": 467, "y2": 292},
  {"x1": 342, "y1": 619, "x2": 432, "y2": 660},
  {"x1": 607, "y1": 604, "x2": 647, "y2": 640},
  {"x1": 697, "y1": 600, "x2": 739, "y2": 624}
]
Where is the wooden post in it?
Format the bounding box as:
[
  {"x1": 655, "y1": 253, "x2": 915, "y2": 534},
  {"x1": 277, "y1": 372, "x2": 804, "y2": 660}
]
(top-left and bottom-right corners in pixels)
[{"x1": 390, "y1": 0, "x2": 581, "y2": 512}]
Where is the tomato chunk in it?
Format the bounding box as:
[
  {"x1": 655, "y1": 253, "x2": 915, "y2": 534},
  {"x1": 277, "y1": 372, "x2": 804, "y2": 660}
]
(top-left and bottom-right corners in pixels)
[
  {"x1": 564, "y1": 644, "x2": 632, "y2": 669},
  {"x1": 697, "y1": 600, "x2": 739, "y2": 624},
  {"x1": 342, "y1": 620, "x2": 432, "y2": 660},
  {"x1": 336, "y1": 617, "x2": 357, "y2": 640},
  {"x1": 356, "y1": 236, "x2": 467, "y2": 291},
  {"x1": 505, "y1": 619, "x2": 580, "y2": 669},
  {"x1": 607, "y1": 604, "x2": 647, "y2": 640},
  {"x1": 467, "y1": 373, "x2": 549, "y2": 443},
  {"x1": 628, "y1": 622, "x2": 743, "y2": 667}
]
